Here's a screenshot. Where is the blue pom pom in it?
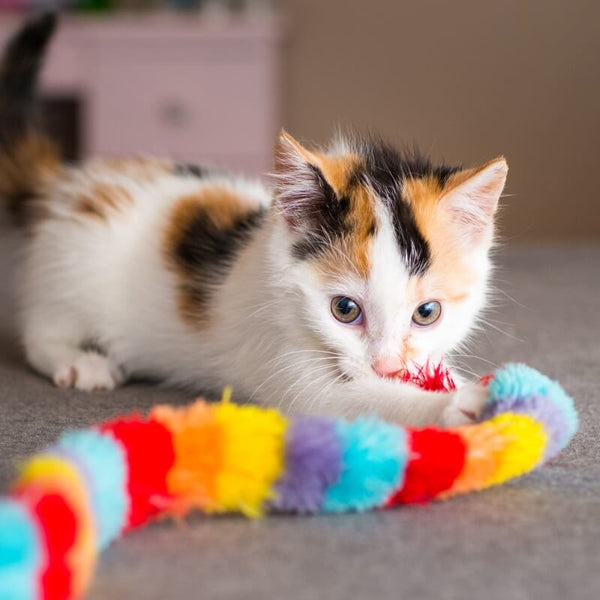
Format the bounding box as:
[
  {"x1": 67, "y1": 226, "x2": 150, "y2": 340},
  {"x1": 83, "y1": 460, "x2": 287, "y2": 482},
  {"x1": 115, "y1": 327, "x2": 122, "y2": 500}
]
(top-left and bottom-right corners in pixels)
[
  {"x1": 0, "y1": 499, "x2": 41, "y2": 600},
  {"x1": 56, "y1": 429, "x2": 128, "y2": 550},
  {"x1": 323, "y1": 419, "x2": 407, "y2": 512},
  {"x1": 489, "y1": 363, "x2": 578, "y2": 447}
]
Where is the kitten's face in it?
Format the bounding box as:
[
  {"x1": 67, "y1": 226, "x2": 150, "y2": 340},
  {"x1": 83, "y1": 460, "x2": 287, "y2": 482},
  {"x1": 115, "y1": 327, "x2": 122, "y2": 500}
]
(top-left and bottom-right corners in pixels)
[{"x1": 274, "y1": 133, "x2": 507, "y2": 382}]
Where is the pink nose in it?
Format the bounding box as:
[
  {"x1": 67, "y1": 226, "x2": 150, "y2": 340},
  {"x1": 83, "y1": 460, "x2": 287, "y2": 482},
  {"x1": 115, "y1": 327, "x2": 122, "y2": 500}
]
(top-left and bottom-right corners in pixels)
[{"x1": 372, "y1": 356, "x2": 404, "y2": 378}]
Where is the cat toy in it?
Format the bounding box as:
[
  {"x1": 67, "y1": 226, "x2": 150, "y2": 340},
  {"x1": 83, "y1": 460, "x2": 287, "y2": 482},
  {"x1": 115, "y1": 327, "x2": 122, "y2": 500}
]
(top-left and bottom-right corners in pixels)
[{"x1": 0, "y1": 363, "x2": 577, "y2": 600}]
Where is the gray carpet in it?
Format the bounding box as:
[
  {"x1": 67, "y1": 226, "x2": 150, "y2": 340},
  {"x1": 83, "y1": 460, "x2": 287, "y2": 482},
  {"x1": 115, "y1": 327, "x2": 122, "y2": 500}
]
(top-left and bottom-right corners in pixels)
[{"x1": 1, "y1": 231, "x2": 599, "y2": 600}]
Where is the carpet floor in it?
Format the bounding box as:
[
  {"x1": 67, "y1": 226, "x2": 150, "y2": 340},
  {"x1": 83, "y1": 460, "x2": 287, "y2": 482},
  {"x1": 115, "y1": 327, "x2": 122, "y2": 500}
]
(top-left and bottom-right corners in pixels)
[{"x1": 1, "y1": 234, "x2": 598, "y2": 600}]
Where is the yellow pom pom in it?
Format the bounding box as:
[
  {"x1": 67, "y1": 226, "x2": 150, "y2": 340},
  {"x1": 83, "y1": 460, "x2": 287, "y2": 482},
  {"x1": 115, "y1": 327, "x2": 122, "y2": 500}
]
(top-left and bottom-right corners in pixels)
[
  {"x1": 213, "y1": 403, "x2": 287, "y2": 517},
  {"x1": 484, "y1": 414, "x2": 547, "y2": 486},
  {"x1": 221, "y1": 386, "x2": 233, "y2": 404}
]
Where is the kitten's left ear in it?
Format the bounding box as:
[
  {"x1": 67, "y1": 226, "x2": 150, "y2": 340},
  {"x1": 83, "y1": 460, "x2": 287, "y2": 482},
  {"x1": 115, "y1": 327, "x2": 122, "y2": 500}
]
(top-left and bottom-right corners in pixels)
[
  {"x1": 440, "y1": 157, "x2": 508, "y2": 242},
  {"x1": 273, "y1": 130, "x2": 336, "y2": 231}
]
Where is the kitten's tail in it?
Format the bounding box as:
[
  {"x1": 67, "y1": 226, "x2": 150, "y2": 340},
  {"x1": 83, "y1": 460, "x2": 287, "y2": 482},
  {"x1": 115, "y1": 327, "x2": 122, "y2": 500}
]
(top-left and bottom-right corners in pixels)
[{"x1": 0, "y1": 12, "x2": 60, "y2": 225}]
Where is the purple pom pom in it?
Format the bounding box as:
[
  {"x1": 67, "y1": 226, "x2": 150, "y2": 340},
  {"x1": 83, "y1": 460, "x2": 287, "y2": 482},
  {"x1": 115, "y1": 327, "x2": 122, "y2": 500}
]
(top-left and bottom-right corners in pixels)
[{"x1": 272, "y1": 417, "x2": 342, "y2": 513}]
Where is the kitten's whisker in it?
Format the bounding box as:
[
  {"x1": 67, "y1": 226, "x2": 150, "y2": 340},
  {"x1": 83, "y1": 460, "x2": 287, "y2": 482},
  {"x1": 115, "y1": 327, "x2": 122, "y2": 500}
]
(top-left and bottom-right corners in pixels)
[
  {"x1": 447, "y1": 363, "x2": 481, "y2": 380},
  {"x1": 282, "y1": 365, "x2": 339, "y2": 413},
  {"x1": 475, "y1": 316, "x2": 523, "y2": 342},
  {"x1": 263, "y1": 348, "x2": 340, "y2": 368},
  {"x1": 274, "y1": 364, "x2": 333, "y2": 410},
  {"x1": 488, "y1": 286, "x2": 527, "y2": 308},
  {"x1": 449, "y1": 353, "x2": 499, "y2": 368},
  {"x1": 250, "y1": 356, "x2": 337, "y2": 401},
  {"x1": 244, "y1": 298, "x2": 287, "y2": 320},
  {"x1": 308, "y1": 370, "x2": 347, "y2": 413}
]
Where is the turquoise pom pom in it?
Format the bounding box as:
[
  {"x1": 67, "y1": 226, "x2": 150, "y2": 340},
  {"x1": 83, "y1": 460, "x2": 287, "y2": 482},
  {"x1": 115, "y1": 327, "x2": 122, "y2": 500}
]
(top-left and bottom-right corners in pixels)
[
  {"x1": 0, "y1": 499, "x2": 41, "y2": 600},
  {"x1": 57, "y1": 429, "x2": 128, "y2": 550},
  {"x1": 323, "y1": 419, "x2": 407, "y2": 512}
]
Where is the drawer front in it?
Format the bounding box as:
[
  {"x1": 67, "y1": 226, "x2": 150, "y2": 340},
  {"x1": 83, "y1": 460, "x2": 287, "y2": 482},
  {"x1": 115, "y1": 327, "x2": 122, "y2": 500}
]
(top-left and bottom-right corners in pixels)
[{"x1": 89, "y1": 57, "x2": 278, "y2": 168}]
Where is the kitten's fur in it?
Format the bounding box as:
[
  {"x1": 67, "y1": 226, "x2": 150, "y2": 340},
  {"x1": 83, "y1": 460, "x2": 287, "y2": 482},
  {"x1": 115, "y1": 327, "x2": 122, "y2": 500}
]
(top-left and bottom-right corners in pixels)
[{"x1": 1, "y1": 15, "x2": 508, "y2": 427}]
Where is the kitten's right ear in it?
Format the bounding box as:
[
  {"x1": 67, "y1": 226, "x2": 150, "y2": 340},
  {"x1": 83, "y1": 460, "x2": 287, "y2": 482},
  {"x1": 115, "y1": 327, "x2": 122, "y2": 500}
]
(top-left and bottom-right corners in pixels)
[
  {"x1": 439, "y1": 157, "x2": 508, "y2": 244},
  {"x1": 274, "y1": 131, "x2": 336, "y2": 231}
]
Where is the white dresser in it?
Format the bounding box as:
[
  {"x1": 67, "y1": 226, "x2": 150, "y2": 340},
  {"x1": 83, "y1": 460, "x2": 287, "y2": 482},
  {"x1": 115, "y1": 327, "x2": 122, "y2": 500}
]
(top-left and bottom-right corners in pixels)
[{"x1": 0, "y1": 12, "x2": 285, "y2": 175}]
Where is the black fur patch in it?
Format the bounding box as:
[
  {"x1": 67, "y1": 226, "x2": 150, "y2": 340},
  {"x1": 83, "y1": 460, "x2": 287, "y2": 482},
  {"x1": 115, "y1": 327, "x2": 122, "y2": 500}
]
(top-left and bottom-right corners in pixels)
[
  {"x1": 174, "y1": 163, "x2": 210, "y2": 179},
  {"x1": 173, "y1": 207, "x2": 266, "y2": 314},
  {"x1": 175, "y1": 207, "x2": 265, "y2": 273},
  {"x1": 291, "y1": 164, "x2": 352, "y2": 260},
  {"x1": 352, "y1": 138, "x2": 460, "y2": 276}
]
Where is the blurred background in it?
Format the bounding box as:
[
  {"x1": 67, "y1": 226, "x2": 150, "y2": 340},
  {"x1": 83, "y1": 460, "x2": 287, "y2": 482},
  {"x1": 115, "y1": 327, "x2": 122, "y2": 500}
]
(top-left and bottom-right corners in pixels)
[{"x1": 0, "y1": 0, "x2": 598, "y2": 241}]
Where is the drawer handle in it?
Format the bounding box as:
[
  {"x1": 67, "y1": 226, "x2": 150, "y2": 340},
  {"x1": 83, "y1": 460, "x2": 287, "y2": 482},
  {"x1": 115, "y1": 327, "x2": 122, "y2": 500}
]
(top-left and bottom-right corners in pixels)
[{"x1": 160, "y1": 101, "x2": 190, "y2": 128}]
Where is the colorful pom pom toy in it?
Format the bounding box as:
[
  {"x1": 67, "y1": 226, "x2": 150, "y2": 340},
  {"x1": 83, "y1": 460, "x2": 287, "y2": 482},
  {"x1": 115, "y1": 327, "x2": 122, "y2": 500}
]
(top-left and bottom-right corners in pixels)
[{"x1": 0, "y1": 363, "x2": 578, "y2": 600}]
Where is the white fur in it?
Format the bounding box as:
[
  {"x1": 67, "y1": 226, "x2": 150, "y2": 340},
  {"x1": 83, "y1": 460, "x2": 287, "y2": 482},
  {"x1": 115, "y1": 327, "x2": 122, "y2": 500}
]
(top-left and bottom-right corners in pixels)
[{"x1": 17, "y1": 154, "x2": 503, "y2": 427}]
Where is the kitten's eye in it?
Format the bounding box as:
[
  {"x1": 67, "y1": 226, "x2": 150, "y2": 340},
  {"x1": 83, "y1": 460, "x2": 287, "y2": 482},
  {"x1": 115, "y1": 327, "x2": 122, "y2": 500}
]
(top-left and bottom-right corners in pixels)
[
  {"x1": 331, "y1": 296, "x2": 363, "y2": 324},
  {"x1": 412, "y1": 300, "x2": 442, "y2": 327}
]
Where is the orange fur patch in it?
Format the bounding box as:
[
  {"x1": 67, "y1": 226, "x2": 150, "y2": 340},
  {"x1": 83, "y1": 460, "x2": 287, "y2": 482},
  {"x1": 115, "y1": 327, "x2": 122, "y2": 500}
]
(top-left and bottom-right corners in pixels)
[
  {"x1": 164, "y1": 186, "x2": 260, "y2": 327},
  {"x1": 165, "y1": 188, "x2": 253, "y2": 254},
  {"x1": 344, "y1": 183, "x2": 377, "y2": 277},
  {"x1": 403, "y1": 175, "x2": 480, "y2": 304},
  {"x1": 314, "y1": 153, "x2": 361, "y2": 193},
  {"x1": 310, "y1": 155, "x2": 376, "y2": 280},
  {"x1": 75, "y1": 183, "x2": 133, "y2": 220},
  {"x1": 0, "y1": 133, "x2": 60, "y2": 225}
]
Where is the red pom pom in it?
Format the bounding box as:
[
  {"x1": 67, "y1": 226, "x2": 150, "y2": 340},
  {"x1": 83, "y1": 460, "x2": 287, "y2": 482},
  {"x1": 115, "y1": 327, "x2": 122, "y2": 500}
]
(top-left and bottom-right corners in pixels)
[
  {"x1": 36, "y1": 493, "x2": 76, "y2": 600},
  {"x1": 395, "y1": 361, "x2": 456, "y2": 392},
  {"x1": 387, "y1": 428, "x2": 466, "y2": 505},
  {"x1": 101, "y1": 417, "x2": 175, "y2": 529},
  {"x1": 13, "y1": 491, "x2": 77, "y2": 600}
]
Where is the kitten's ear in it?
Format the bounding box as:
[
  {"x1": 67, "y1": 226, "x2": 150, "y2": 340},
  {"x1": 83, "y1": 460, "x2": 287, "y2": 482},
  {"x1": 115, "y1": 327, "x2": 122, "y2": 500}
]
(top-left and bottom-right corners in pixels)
[
  {"x1": 440, "y1": 157, "x2": 508, "y2": 243},
  {"x1": 274, "y1": 130, "x2": 335, "y2": 230}
]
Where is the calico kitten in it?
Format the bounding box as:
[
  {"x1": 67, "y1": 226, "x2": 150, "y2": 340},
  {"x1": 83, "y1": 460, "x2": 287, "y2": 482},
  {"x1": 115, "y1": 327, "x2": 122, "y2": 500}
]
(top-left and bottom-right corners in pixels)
[{"x1": 1, "y1": 15, "x2": 507, "y2": 427}]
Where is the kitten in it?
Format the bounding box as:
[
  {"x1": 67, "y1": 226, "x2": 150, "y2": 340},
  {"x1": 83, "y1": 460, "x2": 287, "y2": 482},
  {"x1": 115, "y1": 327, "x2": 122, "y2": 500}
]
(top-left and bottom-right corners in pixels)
[{"x1": 1, "y1": 15, "x2": 507, "y2": 427}]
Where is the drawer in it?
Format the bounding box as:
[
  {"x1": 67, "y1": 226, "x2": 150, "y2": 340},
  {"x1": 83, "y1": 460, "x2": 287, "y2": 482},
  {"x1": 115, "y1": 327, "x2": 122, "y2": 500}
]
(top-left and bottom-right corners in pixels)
[{"x1": 89, "y1": 57, "x2": 278, "y2": 163}]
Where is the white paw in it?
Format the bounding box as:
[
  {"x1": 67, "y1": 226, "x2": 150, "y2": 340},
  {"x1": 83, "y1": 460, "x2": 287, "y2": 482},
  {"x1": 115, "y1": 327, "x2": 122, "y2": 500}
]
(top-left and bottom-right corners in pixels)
[
  {"x1": 53, "y1": 353, "x2": 123, "y2": 392},
  {"x1": 442, "y1": 382, "x2": 489, "y2": 428}
]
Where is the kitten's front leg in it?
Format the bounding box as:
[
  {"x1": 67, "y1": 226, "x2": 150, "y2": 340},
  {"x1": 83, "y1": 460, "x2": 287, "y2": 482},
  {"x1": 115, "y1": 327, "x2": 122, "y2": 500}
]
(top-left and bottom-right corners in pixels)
[{"x1": 295, "y1": 376, "x2": 488, "y2": 428}]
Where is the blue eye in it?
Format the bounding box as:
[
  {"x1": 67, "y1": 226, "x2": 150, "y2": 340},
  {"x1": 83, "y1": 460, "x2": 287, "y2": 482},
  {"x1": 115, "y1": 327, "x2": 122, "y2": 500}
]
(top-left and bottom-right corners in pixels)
[
  {"x1": 412, "y1": 301, "x2": 442, "y2": 326},
  {"x1": 331, "y1": 296, "x2": 363, "y2": 324}
]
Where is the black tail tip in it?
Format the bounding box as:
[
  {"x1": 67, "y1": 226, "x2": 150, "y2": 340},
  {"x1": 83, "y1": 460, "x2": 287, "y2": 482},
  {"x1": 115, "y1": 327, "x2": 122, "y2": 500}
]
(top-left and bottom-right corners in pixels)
[
  {"x1": 7, "y1": 12, "x2": 58, "y2": 56},
  {"x1": 23, "y1": 11, "x2": 58, "y2": 37}
]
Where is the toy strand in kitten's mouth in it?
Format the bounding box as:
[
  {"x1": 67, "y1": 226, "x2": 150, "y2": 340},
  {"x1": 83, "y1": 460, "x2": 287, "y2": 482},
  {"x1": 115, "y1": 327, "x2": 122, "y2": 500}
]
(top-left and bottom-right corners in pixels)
[{"x1": 378, "y1": 361, "x2": 457, "y2": 392}]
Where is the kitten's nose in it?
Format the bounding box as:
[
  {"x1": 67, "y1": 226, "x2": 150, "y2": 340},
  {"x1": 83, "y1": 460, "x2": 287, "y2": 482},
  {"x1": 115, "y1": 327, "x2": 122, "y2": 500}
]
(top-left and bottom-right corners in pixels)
[{"x1": 372, "y1": 356, "x2": 404, "y2": 378}]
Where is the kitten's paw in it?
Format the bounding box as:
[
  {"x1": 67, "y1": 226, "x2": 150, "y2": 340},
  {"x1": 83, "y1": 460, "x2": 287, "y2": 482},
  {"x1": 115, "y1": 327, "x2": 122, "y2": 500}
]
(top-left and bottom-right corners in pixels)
[
  {"x1": 53, "y1": 365, "x2": 77, "y2": 389},
  {"x1": 442, "y1": 381, "x2": 489, "y2": 428},
  {"x1": 53, "y1": 353, "x2": 123, "y2": 392}
]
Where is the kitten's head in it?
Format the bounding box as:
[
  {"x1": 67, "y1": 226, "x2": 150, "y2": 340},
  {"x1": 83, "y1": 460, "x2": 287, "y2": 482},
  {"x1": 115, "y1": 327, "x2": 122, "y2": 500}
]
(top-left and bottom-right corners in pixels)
[{"x1": 272, "y1": 131, "x2": 507, "y2": 381}]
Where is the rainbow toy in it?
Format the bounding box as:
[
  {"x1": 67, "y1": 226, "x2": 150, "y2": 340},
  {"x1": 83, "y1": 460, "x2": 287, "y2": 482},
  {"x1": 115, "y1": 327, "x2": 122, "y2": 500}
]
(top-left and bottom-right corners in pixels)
[{"x1": 0, "y1": 363, "x2": 578, "y2": 600}]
